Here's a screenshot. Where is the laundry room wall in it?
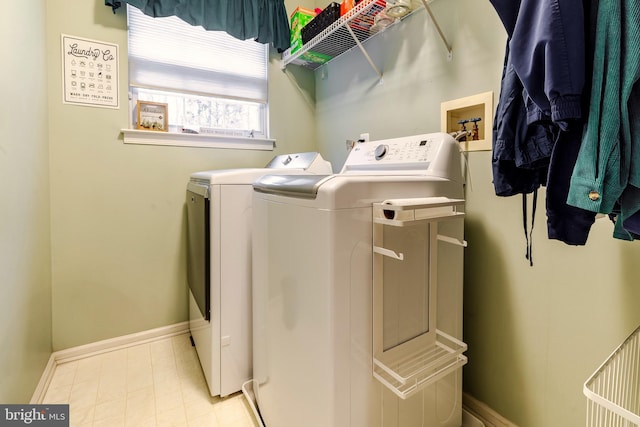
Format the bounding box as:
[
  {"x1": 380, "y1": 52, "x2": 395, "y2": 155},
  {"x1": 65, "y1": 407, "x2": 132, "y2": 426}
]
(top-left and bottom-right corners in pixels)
[
  {"x1": 45, "y1": 0, "x2": 318, "y2": 351},
  {"x1": 311, "y1": 0, "x2": 640, "y2": 426},
  {"x1": 0, "y1": 0, "x2": 52, "y2": 403}
]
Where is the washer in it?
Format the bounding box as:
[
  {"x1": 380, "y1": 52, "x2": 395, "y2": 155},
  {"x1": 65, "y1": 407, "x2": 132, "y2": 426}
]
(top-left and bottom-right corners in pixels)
[
  {"x1": 252, "y1": 133, "x2": 466, "y2": 427},
  {"x1": 186, "y1": 152, "x2": 332, "y2": 397}
]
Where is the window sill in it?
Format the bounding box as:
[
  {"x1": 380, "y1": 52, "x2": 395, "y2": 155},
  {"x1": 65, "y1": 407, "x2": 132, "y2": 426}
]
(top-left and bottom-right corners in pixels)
[{"x1": 121, "y1": 129, "x2": 275, "y2": 150}]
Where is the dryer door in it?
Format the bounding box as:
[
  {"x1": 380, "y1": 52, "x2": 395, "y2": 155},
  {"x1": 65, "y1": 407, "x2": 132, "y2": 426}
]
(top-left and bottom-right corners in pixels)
[{"x1": 186, "y1": 188, "x2": 210, "y2": 320}]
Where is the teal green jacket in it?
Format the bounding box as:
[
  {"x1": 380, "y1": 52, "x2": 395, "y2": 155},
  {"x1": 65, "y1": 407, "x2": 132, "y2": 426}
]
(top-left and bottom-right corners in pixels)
[{"x1": 567, "y1": 0, "x2": 640, "y2": 240}]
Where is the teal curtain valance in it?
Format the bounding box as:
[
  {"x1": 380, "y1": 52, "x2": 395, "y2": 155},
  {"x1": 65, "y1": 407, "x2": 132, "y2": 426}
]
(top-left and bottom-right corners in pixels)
[{"x1": 105, "y1": 0, "x2": 290, "y2": 52}]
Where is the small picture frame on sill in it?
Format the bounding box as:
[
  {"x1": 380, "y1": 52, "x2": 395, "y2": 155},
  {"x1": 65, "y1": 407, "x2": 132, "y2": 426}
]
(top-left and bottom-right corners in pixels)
[{"x1": 137, "y1": 101, "x2": 168, "y2": 132}]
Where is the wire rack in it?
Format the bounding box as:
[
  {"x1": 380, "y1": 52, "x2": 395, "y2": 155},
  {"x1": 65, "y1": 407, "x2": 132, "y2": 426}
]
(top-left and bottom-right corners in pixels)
[
  {"x1": 282, "y1": 0, "x2": 387, "y2": 70},
  {"x1": 373, "y1": 330, "x2": 467, "y2": 400},
  {"x1": 584, "y1": 325, "x2": 640, "y2": 426},
  {"x1": 282, "y1": 0, "x2": 451, "y2": 73}
]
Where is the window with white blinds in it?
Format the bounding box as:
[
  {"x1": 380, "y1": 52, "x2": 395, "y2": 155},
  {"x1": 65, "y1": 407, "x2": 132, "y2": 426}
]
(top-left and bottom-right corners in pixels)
[{"x1": 127, "y1": 5, "x2": 269, "y2": 138}]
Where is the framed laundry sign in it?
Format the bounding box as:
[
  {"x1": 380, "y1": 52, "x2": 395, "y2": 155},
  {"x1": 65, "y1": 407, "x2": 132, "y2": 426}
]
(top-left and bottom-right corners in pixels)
[{"x1": 61, "y1": 34, "x2": 119, "y2": 109}]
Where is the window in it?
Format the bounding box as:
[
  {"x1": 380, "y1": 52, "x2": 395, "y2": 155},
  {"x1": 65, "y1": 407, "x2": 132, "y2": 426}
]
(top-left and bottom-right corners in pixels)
[{"x1": 126, "y1": 5, "x2": 270, "y2": 143}]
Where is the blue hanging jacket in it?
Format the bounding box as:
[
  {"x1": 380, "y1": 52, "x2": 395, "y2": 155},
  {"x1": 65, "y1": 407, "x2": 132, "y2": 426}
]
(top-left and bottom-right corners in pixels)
[
  {"x1": 490, "y1": 0, "x2": 585, "y2": 126},
  {"x1": 490, "y1": 0, "x2": 598, "y2": 258}
]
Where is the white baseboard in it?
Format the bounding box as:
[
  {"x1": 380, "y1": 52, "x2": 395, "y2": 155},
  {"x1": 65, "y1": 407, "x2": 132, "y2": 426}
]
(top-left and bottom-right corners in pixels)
[
  {"x1": 30, "y1": 322, "x2": 190, "y2": 404},
  {"x1": 463, "y1": 392, "x2": 518, "y2": 427},
  {"x1": 30, "y1": 354, "x2": 57, "y2": 405}
]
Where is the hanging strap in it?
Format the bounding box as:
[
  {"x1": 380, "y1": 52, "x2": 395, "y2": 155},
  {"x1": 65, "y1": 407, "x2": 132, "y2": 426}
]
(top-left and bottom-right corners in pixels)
[{"x1": 522, "y1": 189, "x2": 538, "y2": 267}]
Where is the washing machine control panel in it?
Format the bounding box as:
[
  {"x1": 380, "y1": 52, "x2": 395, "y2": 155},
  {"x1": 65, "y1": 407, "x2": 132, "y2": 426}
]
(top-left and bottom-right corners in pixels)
[
  {"x1": 374, "y1": 144, "x2": 389, "y2": 160},
  {"x1": 341, "y1": 132, "x2": 456, "y2": 174}
]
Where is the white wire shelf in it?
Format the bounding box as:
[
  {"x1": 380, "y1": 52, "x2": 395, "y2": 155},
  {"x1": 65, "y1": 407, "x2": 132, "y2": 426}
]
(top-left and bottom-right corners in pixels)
[
  {"x1": 373, "y1": 329, "x2": 468, "y2": 400},
  {"x1": 281, "y1": 0, "x2": 451, "y2": 76},
  {"x1": 584, "y1": 325, "x2": 640, "y2": 426}
]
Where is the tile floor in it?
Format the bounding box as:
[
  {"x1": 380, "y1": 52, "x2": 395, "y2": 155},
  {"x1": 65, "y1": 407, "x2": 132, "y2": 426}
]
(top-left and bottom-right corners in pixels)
[{"x1": 42, "y1": 333, "x2": 260, "y2": 427}]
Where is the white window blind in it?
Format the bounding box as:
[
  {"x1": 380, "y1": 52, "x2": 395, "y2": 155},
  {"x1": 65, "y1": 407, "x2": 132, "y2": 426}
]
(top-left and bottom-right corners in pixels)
[{"x1": 127, "y1": 6, "x2": 268, "y2": 103}]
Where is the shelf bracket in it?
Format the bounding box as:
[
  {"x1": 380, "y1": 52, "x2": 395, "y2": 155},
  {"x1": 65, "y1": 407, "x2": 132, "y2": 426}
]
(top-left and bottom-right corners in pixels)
[
  {"x1": 437, "y1": 235, "x2": 467, "y2": 247},
  {"x1": 420, "y1": 0, "x2": 453, "y2": 61},
  {"x1": 373, "y1": 246, "x2": 404, "y2": 261},
  {"x1": 345, "y1": 24, "x2": 383, "y2": 81}
]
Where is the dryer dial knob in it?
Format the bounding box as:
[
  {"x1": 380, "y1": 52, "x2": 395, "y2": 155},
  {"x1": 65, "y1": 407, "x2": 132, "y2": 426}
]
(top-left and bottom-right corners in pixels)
[{"x1": 374, "y1": 144, "x2": 388, "y2": 160}]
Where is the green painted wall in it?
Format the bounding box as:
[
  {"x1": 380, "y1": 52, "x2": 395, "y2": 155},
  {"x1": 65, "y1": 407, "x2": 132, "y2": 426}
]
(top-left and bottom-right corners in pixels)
[
  {"x1": 45, "y1": 0, "x2": 318, "y2": 350},
  {"x1": 0, "y1": 0, "x2": 52, "y2": 403},
  {"x1": 312, "y1": 0, "x2": 640, "y2": 426},
  {"x1": 7, "y1": 1, "x2": 640, "y2": 421}
]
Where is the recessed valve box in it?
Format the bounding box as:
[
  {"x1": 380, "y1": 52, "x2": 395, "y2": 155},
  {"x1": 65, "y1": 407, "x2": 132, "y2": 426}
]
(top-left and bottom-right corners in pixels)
[{"x1": 441, "y1": 91, "x2": 493, "y2": 152}]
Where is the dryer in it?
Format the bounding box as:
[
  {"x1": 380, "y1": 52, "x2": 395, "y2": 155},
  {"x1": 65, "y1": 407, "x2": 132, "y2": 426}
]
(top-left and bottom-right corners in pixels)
[
  {"x1": 186, "y1": 152, "x2": 332, "y2": 397},
  {"x1": 251, "y1": 133, "x2": 467, "y2": 426}
]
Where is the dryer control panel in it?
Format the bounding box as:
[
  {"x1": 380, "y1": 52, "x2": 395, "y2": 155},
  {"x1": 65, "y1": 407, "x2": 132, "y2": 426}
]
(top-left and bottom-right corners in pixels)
[
  {"x1": 340, "y1": 132, "x2": 461, "y2": 180},
  {"x1": 264, "y1": 151, "x2": 332, "y2": 173}
]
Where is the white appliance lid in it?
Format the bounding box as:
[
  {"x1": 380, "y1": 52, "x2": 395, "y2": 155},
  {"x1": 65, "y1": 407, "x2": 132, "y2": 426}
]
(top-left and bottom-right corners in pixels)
[
  {"x1": 189, "y1": 152, "x2": 332, "y2": 185},
  {"x1": 253, "y1": 174, "x2": 332, "y2": 198}
]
